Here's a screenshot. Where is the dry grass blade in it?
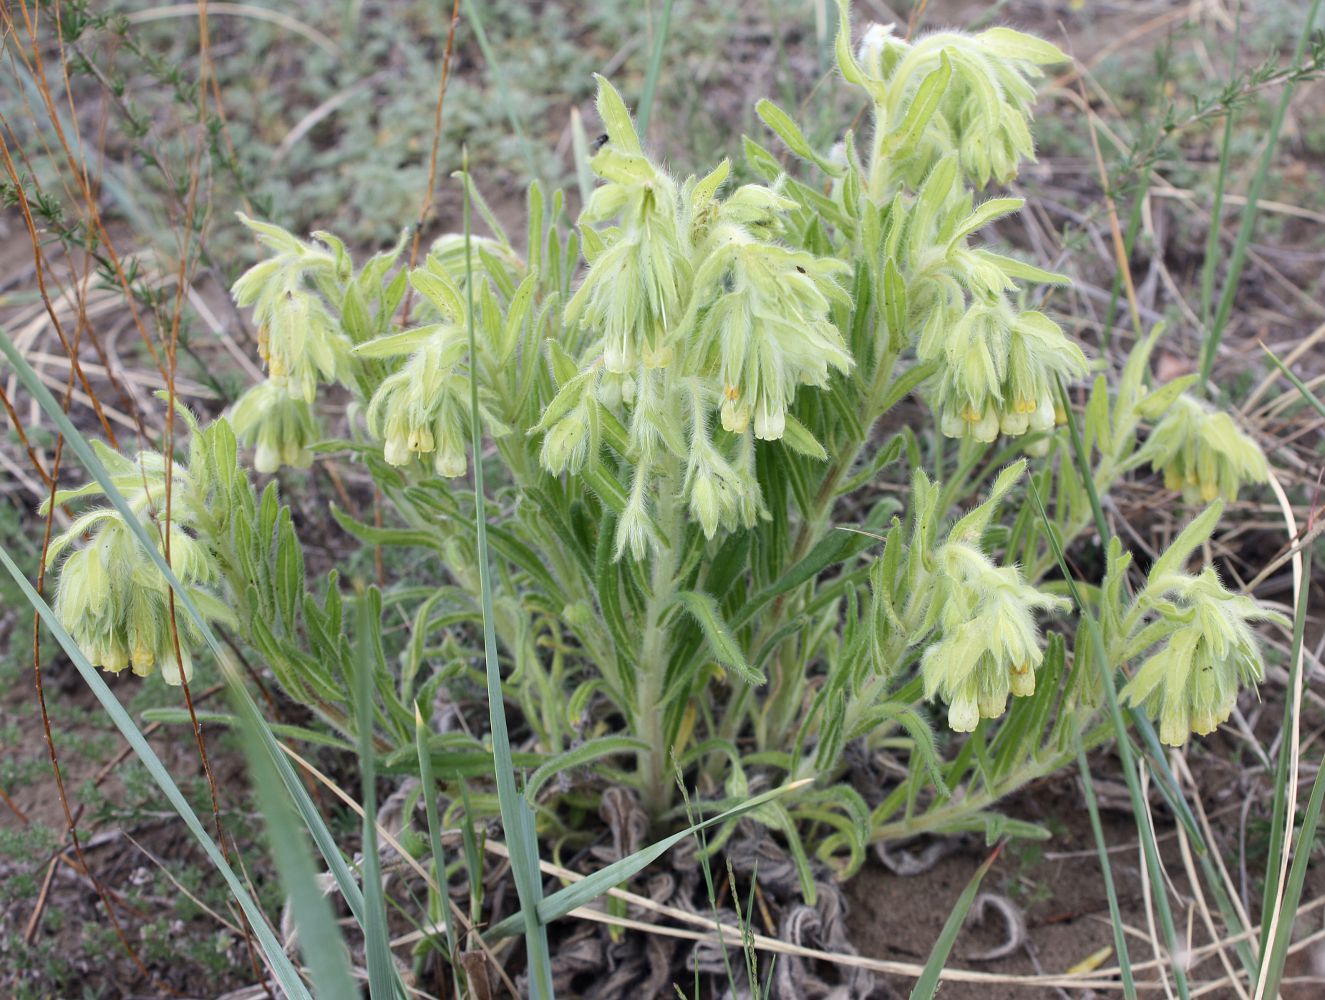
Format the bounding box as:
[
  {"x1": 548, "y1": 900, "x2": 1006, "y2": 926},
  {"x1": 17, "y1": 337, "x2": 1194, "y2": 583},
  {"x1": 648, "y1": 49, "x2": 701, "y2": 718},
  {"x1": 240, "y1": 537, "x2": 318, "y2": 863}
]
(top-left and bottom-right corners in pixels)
[
  {"x1": 1252, "y1": 468, "x2": 1307, "y2": 1000},
  {"x1": 446, "y1": 840, "x2": 1325, "y2": 994}
]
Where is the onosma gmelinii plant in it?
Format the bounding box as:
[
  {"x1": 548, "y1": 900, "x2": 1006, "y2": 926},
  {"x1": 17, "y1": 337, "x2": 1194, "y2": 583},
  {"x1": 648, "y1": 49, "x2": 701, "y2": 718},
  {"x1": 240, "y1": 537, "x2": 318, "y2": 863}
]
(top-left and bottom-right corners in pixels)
[{"x1": 48, "y1": 4, "x2": 1279, "y2": 884}]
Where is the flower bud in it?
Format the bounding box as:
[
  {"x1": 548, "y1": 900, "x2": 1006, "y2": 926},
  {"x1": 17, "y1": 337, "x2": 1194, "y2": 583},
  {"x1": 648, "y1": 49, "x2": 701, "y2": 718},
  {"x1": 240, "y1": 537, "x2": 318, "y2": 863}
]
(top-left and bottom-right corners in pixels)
[
  {"x1": 614, "y1": 479, "x2": 658, "y2": 561},
  {"x1": 541, "y1": 411, "x2": 592, "y2": 474}
]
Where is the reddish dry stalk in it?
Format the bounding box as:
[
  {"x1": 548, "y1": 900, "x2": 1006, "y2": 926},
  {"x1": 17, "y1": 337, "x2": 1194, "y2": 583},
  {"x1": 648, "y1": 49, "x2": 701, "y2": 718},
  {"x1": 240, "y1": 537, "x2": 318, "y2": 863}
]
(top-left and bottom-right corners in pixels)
[
  {"x1": 23, "y1": 854, "x2": 60, "y2": 943},
  {"x1": 0, "y1": 781, "x2": 29, "y2": 823},
  {"x1": 4, "y1": 0, "x2": 168, "y2": 383},
  {"x1": 0, "y1": 104, "x2": 149, "y2": 438},
  {"x1": 401, "y1": 0, "x2": 464, "y2": 323},
  {"x1": 0, "y1": 380, "x2": 55, "y2": 488},
  {"x1": 0, "y1": 131, "x2": 121, "y2": 449},
  {"x1": 905, "y1": 0, "x2": 931, "y2": 41},
  {"x1": 25, "y1": 314, "x2": 160, "y2": 988},
  {"x1": 152, "y1": 5, "x2": 267, "y2": 986},
  {"x1": 9, "y1": 41, "x2": 137, "y2": 951},
  {"x1": 3, "y1": 0, "x2": 166, "y2": 378},
  {"x1": 2, "y1": 4, "x2": 265, "y2": 985}
]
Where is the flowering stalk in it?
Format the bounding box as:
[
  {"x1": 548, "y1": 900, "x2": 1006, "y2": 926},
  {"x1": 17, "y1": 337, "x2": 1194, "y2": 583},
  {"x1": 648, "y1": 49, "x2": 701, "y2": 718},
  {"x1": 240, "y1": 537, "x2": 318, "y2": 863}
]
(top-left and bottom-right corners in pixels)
[{"x1": 634, "y1": 465, "x2": 684, "y2": 816}]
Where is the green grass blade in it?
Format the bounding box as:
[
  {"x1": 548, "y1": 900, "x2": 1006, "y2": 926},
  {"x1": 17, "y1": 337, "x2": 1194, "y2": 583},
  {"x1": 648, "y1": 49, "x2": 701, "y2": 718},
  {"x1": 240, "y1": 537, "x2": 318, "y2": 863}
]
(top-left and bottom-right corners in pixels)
[
  {"x1": 1028, "y1": 479, "x2": 1190, "y2": 998},
  {"x1": 354, "y1": 593, "x2": 404, "y2": 998},
  {"x1": 1056, "y1": 377, "x2": 1108, "y2": 545},
  {"x1": 460, "y1": 0, "x2": 541, "y2": 184},
  {"x1": 244, "y1": 714, "x2": 358, "y2": 1000},
  {"x1": 1258, "y1": 554, "x2": 1321, "y2": 998},
  {"x1": 415, "y1": 705, "x2": 463, "y2": 998},
  {"x1": 0, "y1": 544, "x2": 312, "y2": 999},
  {"x1": 1260, "y1": 342, "x2": 1325, "y2": 420},
  {"x1": 1257, "y1": 547, "x2": 1313, "y2": 983},
  {"x1": 1200, "y1": 107, "x2": 1237, "y2": 328},
  {"x1": 570, "y1": 107, "x2": 596, "y2": 208},
  {"x1": 484, "y1": 778, "x2": 811, "y2": 940},
  {"x1": 458, "y1": 778, "x2": 485, "y2": 924},
  {"x1": 1255, "y1": 342, "x2": 1325, "y2": 984},
  {"x1": 636, "y1": 0, "x2": 676, "y2": 139},
  {"x1": 1202, "y1": 0, "x2": 1324, "y2": 387},
  {"x1": 1076, "y1": 740, "x2": 1137, "y2": 999},
  {"x1": 460, "y1": 151, "x2": 555, "y2": 998},
  {"x1": 908, "y1": 844, "x2": 1002, "y2": 1000},
  {"x1": 1057, "y1": 380, "x2": 1211, "y2": 851}
]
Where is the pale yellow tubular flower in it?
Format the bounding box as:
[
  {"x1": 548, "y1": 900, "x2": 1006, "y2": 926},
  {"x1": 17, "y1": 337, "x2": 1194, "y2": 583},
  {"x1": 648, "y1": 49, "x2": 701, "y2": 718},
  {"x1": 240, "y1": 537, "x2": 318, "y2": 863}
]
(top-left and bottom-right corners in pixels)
[
  {"x1": 1121, "y1": 568, "x2": 1283, "y2": 746},
  {"x1": 920, "y1": 541, "x2": 1067, "y2": 731},
  {"x1": 1141, "y1": 394, "x2": 1268, "y2": 504}
]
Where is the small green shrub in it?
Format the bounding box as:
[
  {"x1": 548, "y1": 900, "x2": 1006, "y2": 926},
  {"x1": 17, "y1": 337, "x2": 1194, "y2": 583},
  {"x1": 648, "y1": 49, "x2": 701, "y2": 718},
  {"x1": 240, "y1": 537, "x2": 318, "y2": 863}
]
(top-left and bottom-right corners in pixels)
[{"x1": 43, "y1": 0, "x2": 1278, "y2": 912}]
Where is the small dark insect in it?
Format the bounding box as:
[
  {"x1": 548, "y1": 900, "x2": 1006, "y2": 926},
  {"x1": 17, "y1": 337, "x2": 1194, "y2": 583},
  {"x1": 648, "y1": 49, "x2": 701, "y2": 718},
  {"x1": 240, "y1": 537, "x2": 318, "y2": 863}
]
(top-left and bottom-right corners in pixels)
[
  {"x1": 593, "y1": 132, "x2": 609, "y2": 151},
  {"x1": 795, "y1": 266, "x2": 807, "y2": 274}
]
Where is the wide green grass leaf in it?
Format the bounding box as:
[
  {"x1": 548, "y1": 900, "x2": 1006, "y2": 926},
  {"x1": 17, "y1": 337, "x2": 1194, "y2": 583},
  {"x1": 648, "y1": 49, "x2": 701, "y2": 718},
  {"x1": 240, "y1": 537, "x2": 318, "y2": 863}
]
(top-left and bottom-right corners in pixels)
[
  {"x1": 909, "y1": 844, "x2": 1001, "y2": 1000},
  {"x1": 0, "y1": 540, "x2": 312, "y2": 999}
]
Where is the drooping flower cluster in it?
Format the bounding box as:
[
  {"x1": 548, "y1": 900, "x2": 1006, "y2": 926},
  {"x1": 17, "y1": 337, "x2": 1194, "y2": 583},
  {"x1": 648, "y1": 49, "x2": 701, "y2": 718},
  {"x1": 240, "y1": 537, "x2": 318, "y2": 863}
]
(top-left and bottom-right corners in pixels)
[
  {"x1": 547, "y1": 77, "x2": 855, "y2": 556},
  {"x1": 563, "y1": 76, "x2": 690, "y2": 374},
  {"x1": 53, "y1": 519, "x2": 212, "y2": 684},
  {"x1": 919, "y1": 540, "x2": 1068, "y2": 731},
  {"x1": 878, "y1": 156, "x2": 1088, "y2": 443},
  {"x1": 363, "y1": 324, "x2": 474, "y2": 477},
  {"x1": 230, "y1": 215, "x2": 352, "y2": 405},
  {"x1": 689, "y1": 203, "x2": 853, "y2": 440},
  {"x1": 44, "y1": 445, "x2": 225, "y2": 685},
  {"x1": 849, "y1": 14, "x2": 1069, "y2": 188},
  {"x1": 1121, "y1": 568, "x2": 1280, "y2": 746},
  {"x1": 926, "y1": 303, "x2": 1085, "y2": 443},
  {"x1": 1139, "y1": 394, "x2": 1268, "y2": 503}
]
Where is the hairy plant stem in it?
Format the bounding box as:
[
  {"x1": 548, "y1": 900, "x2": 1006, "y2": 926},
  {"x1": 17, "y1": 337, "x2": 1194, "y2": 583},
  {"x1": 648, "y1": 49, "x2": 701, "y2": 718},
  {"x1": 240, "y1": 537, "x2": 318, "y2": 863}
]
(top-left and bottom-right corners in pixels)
[
  {"x1": 637, "y1": 461, "x2": 683, "y2": 817},
  {"x1": 753, "y1": 350, "x2": 900, "y2": 751}
]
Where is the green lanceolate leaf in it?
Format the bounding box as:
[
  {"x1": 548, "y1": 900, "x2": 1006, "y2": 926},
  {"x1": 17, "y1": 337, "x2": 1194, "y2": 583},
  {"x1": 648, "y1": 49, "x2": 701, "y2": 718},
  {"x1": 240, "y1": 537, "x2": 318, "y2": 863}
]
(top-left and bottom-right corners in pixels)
[
  {"x1": 673, "y1": 590, "x2": 766, "y2": 686},
  {"x1": 756, "y1": 98, "x2": 842, "y2": 175},
  {"x1": 459, "y1": 153, "x2": 555, "y2": 999},
  {"x1": 524, "y1": 736, "x2": 650, "y2": 802}
]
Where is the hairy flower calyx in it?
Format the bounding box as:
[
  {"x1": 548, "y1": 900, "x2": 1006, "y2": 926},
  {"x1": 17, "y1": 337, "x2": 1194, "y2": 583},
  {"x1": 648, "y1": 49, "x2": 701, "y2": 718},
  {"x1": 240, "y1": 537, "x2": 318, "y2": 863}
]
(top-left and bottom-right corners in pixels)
[
  {"x1": 920, "y1": 540, "x2": 1067, "y2": 732},
  {"x1": 1121, "y1": 568, "x2": 1282, "y2": 746},
  {"x1": 231, "y1": 214, "x2": 351, "y2": 404},
  {"x1": 1140, "y1": 394, "x2": 1268, "y2": 504}
]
